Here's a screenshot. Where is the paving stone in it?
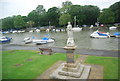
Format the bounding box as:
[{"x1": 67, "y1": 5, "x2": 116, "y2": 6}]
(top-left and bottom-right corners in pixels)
[
  {"x1": 35, "y1": 55, "x2": 103, "y2": 80},
  {"x1": 80, "y1": 65, "x2": 91, "y2": 79}
]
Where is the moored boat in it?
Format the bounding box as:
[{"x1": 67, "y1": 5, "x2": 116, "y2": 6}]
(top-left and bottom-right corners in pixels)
[
  {"x1": 0, "y1": 36, "x2": 12, "y2": 43},
  {"x1": 72, "y1": 27, "x2": 82, "y2": 32},
  {"x1": 109, "y1": 26, "x2": 117, "y2": 30},
  {"x1": 24, "y1": 37, "x2": 32, "y2": 44},
  {"x1": 18, "y1": 30, "x2": 25, "y2": 33},
  {"x1": 2, "y1": 31, "x2": 9, "y2": 34},
  {"x1": 90, "y1": 30, "x2": 110, "y2": 38},
  {"x1": 72, "y1": 16, "x2": 82, "y2": 32},
  {"x1": 33, "y1": 40, "x2": 47, "y2": 45},
  {"x1": 36, "y1": 29, "x2": 40, "y2": 32},
  {"x1": 33, "y1": 37, "x2": 54, "y2": 45},
  {"x1": 56, "y1": 29, "x2": 60, "y2": 32},
  {"x1": 12, "y1": 30, "x2": 18, "y2": 33},
  {"x1": 113, "y1": 32, "x2": 120, "y2": 37},
  {"x1": 61, "y1": 29, "x2": 65, "y2": 32},
  {"x1": 29, "y1": 30, "x2": 34, "y2": 32}
]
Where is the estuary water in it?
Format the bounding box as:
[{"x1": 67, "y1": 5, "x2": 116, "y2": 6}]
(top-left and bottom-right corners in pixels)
[{"x1": 3, "y1": 27, "x2": 119, "y2": 50}]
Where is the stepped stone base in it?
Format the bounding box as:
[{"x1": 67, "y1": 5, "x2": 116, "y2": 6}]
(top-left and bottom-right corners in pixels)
[{"x1": 50, "y1": 62, "x2": 91, "y2": 79}]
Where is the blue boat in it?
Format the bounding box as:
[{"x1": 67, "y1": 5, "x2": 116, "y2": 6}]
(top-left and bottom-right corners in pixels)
[
  {"x1": 113, "y1": 32, "x2": 120, "y2": 37},
  {"x1": 2, "y1": 31, "x2": 9, "y2": 34},
  {"x1": 0, "y1": 36, "x2": 12, "y2": 43}
]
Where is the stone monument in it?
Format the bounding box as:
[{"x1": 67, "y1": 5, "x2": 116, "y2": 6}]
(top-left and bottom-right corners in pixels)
[{"x1": 50, "y1": 22, "x2": 91, "y2": 79}]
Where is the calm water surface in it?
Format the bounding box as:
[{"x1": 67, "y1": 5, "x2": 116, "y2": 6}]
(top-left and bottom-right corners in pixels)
[{"x1": 3, "y1": 27, "x2": 119, "y2": 50}]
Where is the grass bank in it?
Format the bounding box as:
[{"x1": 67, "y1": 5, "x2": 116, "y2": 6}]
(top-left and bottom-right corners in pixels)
[
  {"x1": 2, "y1": 50, "x2": 66, "y2": 79},
  {"x1": 85, "y1": 56, "x2": 118, "y2": 79},
  {"x1": 2, "y1": 50, "x2": 118, "y2": 79}
]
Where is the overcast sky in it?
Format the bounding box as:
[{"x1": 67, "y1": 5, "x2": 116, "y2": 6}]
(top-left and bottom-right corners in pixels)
[{"x1": 0, "y1": 0, "x2": 119, "y2": 19}]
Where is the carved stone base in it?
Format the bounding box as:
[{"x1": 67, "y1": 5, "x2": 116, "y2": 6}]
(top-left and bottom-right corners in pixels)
[
  {"x1": 64, "y1": 46, "x2": 77, "y2": 50},
  {"x1": 64, "y1": 46, "x2": 77, "y2": 63},
  {"x1": 49, "y1": 62, "x2": 91, "y2": 79}
]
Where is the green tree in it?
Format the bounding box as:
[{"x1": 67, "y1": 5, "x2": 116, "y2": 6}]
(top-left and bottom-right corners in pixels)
[
  {"x1": 62, "y1": 0, "x2": 72, "y2": 7},
  {"x1": 36, "y1": 5, "x2": 46, "y2": 15},
  {"x1": 68, "y1": 5, "x2": 85, "y2": 25},
  {"x1": 59, "y1": 13, "x2": 71, "y2": 25},
  {"x1": 14, "y1": 15, "x2": 25, "y2": 29},
  {"x1": 99, "y1": 9, "x2": 115, "y2": 24},
  {"x1": 38, "y1": 14, "x2": 48, "y2": 26},
  {"x1": 27, "y1": 10, "x2": 40, "y2": 27},
  {"x1": 110, "y1": 1, "x2": 120, "y2": 23},
  {"x1": 0, "y1": 19, "x2": 2, "y2": 30},
  {"x1": 26, "y1": 21, "x2": 35, "y2": 28},
  {"x1": 47, "y1": 7, "x2": 60, "y2": 26},
  {"x1": 22, "y1": 16, "x2": 28, "y2": 22},
  {"x1": 60, "y1": 0, "x2": 73, "y2": 14},
  {"x1": 2, "y1": 16, "x2": 15, "y2": 30},
  {"x1": 83, "y1": 5, "x2": 100, "y2": 25}
]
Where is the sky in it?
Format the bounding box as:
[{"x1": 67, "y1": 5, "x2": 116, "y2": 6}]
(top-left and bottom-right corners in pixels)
[{"x1": 0, "y1": 0, "x2": 119, "y2": 19}]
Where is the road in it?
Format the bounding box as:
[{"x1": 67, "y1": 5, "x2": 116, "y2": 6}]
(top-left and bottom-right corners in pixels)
[{"x1": 1, "y1": 44, "x2": 119, "y2": 57}]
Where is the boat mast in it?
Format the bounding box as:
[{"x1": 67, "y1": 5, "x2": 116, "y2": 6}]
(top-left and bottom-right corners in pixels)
[
  {"x1": 74, "y1": 16, "x2": 76, "y2": 27},
  {"x1": 49, "y1": 21, "x2": 51, "y2": 29}
]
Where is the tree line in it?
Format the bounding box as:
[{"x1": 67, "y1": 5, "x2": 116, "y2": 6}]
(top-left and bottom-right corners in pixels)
[{"x1": 1, "y1": 1, "x2": 120, "y2": 30}]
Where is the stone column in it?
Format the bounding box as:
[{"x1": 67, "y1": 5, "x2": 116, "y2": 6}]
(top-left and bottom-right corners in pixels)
[
  {"x1": 64, "y1": 22, "x2": 77, "y2": 63},
  {"x1": 66, "y1": 49, "x2": 75, "y2": 63}
]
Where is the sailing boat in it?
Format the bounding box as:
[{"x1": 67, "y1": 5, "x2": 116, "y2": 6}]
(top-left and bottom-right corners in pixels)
[{"x1": 72, "y1": 16, "x2": 82, "y2": 32}]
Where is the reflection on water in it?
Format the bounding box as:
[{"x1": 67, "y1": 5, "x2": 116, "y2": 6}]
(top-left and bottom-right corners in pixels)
[{"x1": 3, "y1": 27, "x2": 119, "y2": 50}]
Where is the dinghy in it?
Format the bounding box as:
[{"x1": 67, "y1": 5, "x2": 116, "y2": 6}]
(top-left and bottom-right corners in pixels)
[{"x1": 24, "y1": 37, "x2": 32, "y2": 44}]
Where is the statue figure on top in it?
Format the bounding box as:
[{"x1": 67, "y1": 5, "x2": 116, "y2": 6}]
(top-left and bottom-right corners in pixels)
[{"x1": 66, "y1": 22, "x2": 75, "y2": 47}]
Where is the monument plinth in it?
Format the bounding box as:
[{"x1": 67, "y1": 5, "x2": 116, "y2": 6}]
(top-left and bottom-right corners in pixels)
[
  {"x1": 64, "y1": 47, "x2": 76, "y2": 63},
  {"x1": 50, "y1": 22, "x2": 91, "y2": 79}
]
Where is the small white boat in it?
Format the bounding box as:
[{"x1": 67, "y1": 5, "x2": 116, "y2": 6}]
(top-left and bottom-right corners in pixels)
[
  {"x1": 90, "y1": 30, "x2": 110, "y2": 38},
  {"x1": 61, "y1": 29, "x2": 65, "y2": 32},
  {"x1": 24, "y1": 37, "x2": 32, "y2": 44},
  {"x1": 36, "y1": 29, "x2": 40, "y2": 32},
  {"x1": 72, "y1": 27, "x2": 82, "y2": 32},
  {"x1": 56, "y1": 29, "x2": 60, "y2": 32},
  {"x1": 18, "y1": 30, "x2": 25, "y2": 33},
  {"x1": 29, "y1": 30, "x2": 33, "y2": 32},
  {"x1": 12, "y1": 30, "x2": 18, "y2": 33},
  {"x1": 18, "y1": 30, "x2": 22, "y2": 33},
  {"x1": 46, "y1": 29, "x2": 50, "y2": 32},
  {"x1": 21, "y1": 30, "x2": 25, "y2": 33},
  {"x1": 52, "y1": 29, "x2": 56, "y2": 32},
  {"x1": 89, "y1": 25, "x2": 94, "y2": 29},
  {"x1": 33, "y1": 37, "x2": 54, "y2": 45},
  {"x1": 109, "y1": 26, "x2": 117, "y2": 30}
]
